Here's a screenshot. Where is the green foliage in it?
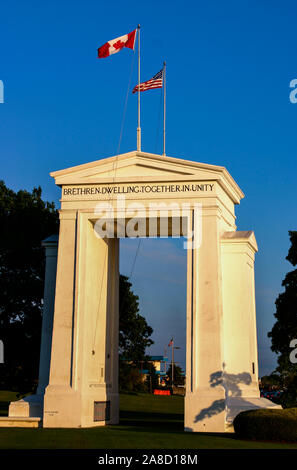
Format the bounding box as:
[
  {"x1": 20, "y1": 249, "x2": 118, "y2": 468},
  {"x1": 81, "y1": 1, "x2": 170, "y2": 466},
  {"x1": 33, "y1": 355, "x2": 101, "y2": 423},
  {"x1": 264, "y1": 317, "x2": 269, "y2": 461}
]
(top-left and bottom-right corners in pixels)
[
  {"x1": 144, "y1": 363, "x2": 159, "y2": 393},
  {"x1": 260, "y1": 373, "x2": 283, "y2": 389},
  {"x1": 119, "y1": 275, "x2": 153, "y2": 362},
  {"x1": 268, "y1": 230, "x2": 297, "y2": 407},
  {"x1": 118, "y1": 275, "x2": 154, "y2": 392},
  {"x1": 287, "y1": 231, "x2": 297, "y2": 266},
  {"x1": 119, "y1": 363, "x2": 147, "y2": 393},
  {"x1": 166, "y1": 364, "x2": 185, "y2": 386},
  {"x1": 234, "y1": 408, "x2": 297, "y2": 442},
  {"x1": 119, "y1": 362, "x2": 158, "y2": 394},
  {"x1": 0, "y1": 181, "x2": 59, "y2": 391}
]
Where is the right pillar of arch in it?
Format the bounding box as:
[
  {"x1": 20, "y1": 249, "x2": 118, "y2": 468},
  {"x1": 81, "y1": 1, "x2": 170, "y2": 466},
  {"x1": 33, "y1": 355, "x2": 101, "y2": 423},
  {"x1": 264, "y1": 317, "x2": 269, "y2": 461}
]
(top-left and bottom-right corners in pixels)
[{"x1": 185, "y1": 210, "x2": 280, "y2": 433}]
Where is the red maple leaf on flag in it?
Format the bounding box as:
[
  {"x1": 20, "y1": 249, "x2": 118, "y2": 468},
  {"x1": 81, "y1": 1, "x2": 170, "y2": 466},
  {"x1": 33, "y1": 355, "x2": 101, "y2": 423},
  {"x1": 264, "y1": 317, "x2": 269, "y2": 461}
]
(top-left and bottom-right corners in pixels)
[
  {"x1": 113, "y1": 40, "x2": 125, "y2": 50},
  {"x1": 97, "y1": 29, "x2": 137, "y2": 58}
]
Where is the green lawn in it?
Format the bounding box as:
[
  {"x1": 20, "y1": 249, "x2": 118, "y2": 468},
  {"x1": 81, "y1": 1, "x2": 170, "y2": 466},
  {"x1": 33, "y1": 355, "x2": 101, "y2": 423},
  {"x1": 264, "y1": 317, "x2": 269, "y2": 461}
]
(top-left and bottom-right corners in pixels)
[{"x1": 0, "y1": 391, "x2": 297, "y2": 449}]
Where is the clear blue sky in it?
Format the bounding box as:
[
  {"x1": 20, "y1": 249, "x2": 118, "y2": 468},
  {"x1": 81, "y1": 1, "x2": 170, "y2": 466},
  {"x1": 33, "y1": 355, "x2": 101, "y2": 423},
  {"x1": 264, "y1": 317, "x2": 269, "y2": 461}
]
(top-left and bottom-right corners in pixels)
[{"x1": 1, "y1": 0, "x2": 296, "y2": 376}]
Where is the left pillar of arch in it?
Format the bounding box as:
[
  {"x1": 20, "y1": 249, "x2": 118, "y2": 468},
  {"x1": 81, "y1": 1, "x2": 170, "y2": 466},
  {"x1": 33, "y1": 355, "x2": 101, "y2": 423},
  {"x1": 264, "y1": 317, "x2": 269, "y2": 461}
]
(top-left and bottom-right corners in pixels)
[
  {"x1": 8, "y1": 235, "x2": 58, "y2": 419},
  {"x1": 43, "y1": 210, "x2": 80, "y2": 427}
]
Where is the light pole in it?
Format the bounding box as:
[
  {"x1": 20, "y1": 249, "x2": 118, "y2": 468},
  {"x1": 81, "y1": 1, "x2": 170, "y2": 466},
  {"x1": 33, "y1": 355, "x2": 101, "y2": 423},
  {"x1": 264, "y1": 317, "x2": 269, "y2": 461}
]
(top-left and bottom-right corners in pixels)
[
  {"x1": 168, "y1": 337, "x2": 181, "y2": 386},
  {"x1": 172, "y1": 346, "x2": 181, "y2": 385}
]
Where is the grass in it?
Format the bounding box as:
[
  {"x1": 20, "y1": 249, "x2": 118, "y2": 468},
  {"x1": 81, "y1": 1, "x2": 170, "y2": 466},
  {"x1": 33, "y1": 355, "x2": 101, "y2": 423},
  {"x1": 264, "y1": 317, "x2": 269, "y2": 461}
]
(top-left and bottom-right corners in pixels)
[{"x1": 0, "y1": 391, "x2": 297, "y2": 449}]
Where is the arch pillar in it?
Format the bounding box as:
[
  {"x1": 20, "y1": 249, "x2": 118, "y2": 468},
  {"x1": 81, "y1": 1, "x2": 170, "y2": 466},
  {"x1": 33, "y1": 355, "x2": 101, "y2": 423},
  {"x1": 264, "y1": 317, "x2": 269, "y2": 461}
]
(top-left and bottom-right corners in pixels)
[
  {"x1": 8, "y1": 235, "x2": 58, "y2": 419},
  {"x1": 37, "y1": 235, "x2": 59, "y2": 396},
  {"x1": 185, "y1": 206, "x2": 226, "y2": 432},
  {"x1": 43, "y1": 212, "x2": 119, "y2": 428}
]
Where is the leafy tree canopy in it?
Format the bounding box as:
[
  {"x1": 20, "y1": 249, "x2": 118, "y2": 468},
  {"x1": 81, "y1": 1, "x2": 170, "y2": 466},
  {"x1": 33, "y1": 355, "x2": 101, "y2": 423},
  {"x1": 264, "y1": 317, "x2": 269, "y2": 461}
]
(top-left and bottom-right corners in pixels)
[
  {"x1": 0, "y1": 181, "x2": 59, "y2": 390},
  {"x1": 119, "y1": 274, "x2": 154, "y2": 363},
  {"x1": 166, "y1": 364, "x2": 185, "y2": 386},
  {"x1": 268, "y1": 231, "x2": 297, "y2": 406}
]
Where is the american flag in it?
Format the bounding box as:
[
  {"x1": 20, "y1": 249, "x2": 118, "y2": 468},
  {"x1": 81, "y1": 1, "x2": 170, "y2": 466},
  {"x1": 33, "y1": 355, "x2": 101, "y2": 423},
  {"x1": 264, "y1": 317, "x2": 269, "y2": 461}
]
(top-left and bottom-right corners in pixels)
[{"x1": 132, "y1": 69, "x2": 163, "y2": 94}]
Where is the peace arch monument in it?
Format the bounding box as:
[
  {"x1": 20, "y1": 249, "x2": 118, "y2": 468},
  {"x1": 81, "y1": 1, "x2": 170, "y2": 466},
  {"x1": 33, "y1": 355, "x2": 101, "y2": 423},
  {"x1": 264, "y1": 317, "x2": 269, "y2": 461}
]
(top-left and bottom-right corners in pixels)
[{"x1": 3, "y1": 150, "x2": 280, "y2": 432}]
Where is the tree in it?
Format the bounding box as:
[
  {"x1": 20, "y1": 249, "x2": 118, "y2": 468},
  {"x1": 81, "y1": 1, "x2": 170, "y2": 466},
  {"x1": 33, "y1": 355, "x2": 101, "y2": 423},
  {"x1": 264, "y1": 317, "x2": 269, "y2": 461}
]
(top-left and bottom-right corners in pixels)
[
  {"x1": 118, "y1": 362, "x2": 146, "y2": 393},
  {"x1": 145, "y1": 363, "x2": 159, "y2": 393},
  {"x1": 0, "y1": 181, "x2": 59, "y2": 391},
  {"x1": 268, "y1": 231, "x2": 297, "y2": 407},
  {"x1": 166, "y1": 364, "x2": 185, "y2": 386},
  {"x1": 119, "y1": 275, "x2": 154, "y2": 362},
  {"x1": 119, "y1": 275, "x2": 154, "y2": 392},
  {"x1": 260, "y1": 374, "x2": 283, "y2": 391}
]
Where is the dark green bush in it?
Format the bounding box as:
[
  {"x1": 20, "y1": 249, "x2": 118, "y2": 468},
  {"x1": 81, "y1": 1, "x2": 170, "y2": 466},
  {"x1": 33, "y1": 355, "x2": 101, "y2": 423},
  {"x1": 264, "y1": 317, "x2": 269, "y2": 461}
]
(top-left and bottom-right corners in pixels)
[
  {"x1": 279, "y1": 390, "x2": 297, "y2": 409},
  {"x1": 233, "y1": 408, "x2": 297, "y2": 442}
]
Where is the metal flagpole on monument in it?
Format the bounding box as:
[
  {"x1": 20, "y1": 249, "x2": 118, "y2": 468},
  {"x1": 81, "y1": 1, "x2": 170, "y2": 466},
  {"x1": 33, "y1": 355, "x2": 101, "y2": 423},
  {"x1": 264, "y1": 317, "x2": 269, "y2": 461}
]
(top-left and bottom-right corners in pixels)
[
  {"x1": 137, "y1": 24, "x2": 141, "y2": 151},
  {"x1": 163, "y1": 61, "x2": 166, "y2": 156}
]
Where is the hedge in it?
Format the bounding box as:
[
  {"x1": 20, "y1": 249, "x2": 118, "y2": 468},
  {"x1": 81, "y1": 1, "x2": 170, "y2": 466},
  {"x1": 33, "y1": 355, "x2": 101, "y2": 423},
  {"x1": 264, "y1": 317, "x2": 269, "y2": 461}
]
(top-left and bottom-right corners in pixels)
[{"x1": 233, "y1": 408, "x2": 297, "y2": 442}]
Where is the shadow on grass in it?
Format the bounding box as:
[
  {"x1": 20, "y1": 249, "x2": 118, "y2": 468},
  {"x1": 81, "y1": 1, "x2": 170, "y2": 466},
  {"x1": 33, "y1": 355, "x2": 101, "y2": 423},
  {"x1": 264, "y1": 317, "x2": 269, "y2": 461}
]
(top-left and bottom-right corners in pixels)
[
  {"x1": 119, "y1": 408, "x2": 239, "y2": 441},
  {"x1": 119, "y1": 409, "x2": 184, "y2": 432}
]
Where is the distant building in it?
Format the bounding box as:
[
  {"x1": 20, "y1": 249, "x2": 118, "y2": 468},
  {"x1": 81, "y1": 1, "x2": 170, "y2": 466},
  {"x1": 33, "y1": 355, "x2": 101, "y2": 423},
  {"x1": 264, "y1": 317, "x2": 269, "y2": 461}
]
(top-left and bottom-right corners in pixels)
[
  {"x1": 148, "y1": 355, "x2": 168, "y2": 385},
  {"x1": 121, "y1": 355, "x2": 169, "y2": 385}
]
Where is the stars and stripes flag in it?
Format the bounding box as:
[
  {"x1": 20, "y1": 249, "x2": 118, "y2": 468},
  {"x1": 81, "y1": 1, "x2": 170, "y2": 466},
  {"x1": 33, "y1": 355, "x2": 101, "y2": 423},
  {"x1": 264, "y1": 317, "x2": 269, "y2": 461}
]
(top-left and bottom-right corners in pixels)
[
  {"x1": 132, "y1": 69, "x2": 163, "y2": 94},
  {"x1": 97, "y1": 29, "x2": 137, "y2": 58}
]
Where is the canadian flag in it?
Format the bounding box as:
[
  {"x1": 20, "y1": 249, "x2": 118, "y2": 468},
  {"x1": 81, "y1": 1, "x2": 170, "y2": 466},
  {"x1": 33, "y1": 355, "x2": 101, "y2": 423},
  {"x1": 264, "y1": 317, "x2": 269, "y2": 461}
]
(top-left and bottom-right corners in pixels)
[{"x1": 97, "y1": 29, "x2": 137, "y2": 58}]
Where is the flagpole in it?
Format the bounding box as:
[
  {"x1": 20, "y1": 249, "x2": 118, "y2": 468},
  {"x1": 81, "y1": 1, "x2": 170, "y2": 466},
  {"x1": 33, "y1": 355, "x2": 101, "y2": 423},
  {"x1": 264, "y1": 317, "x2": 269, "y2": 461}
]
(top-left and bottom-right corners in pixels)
[
  {"x1": 172, "y1": 337, "x2": 174, "y2": 385},
  {"x1": 137, "y1": 24, "x2": 141, "y2": 152},
  {"x1": 163, "y1": 61, "x2": 166, "y2": 156}
]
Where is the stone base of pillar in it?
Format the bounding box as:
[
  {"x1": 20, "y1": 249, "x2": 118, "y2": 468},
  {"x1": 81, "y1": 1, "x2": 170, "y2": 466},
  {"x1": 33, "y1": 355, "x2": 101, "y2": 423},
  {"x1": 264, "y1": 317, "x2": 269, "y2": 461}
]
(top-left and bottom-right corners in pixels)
[
  {"x1": 9, "y1": 394, "x2": 43, "y2": 419},
  {"x1": 225, "y1": 396, "x2": 282, "y2": 430},
  {"x1": 185, "y1": 390, "x2": 282, "y2": 433},
  {"x1": 43, "y1": 386, "x2": 81, "y2": 428},
  {"x1": 184, "y1": 389, "x2": 226, "y2": 433},
  {"x1": 43, "y1": 385, "x2": 119, "y2": 428},
  {"x1": 79, "y1": 391, "x2": 119, "y2": 428}
]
